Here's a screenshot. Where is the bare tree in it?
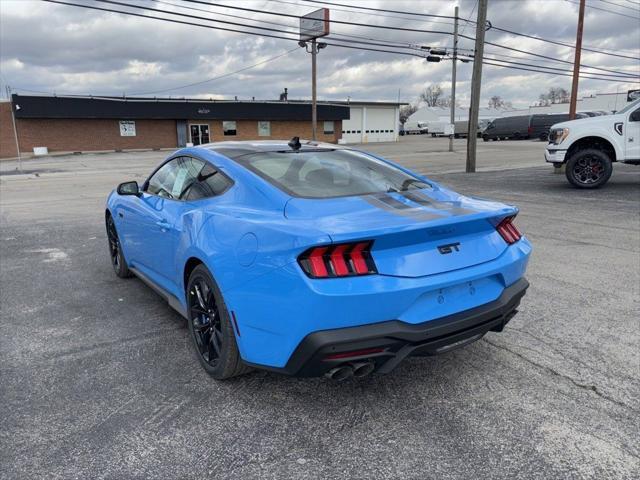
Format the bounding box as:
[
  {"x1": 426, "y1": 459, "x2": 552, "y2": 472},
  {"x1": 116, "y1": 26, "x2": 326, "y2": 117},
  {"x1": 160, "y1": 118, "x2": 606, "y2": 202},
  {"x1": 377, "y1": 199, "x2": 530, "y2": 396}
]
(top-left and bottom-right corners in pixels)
[
  {"x1": 538, "y1": 87, "x2": 570, "y2": 106},
  {"x1": 399, "y1": 103, "x2": 419, "y2": 124},
  {"x1": 437, "y1": 95, "x2": 460, "y2": 108},
  {"x1": 419, "y1": 84, "x2": 443, "y2": 107},
  {"x1": 488, "y1": 95, "x2": 504, "y2": 108}
]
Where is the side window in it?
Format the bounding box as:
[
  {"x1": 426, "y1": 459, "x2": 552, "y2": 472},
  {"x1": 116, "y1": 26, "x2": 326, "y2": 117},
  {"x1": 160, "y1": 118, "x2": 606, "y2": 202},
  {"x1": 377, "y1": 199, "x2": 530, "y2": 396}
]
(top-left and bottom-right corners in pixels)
[
  {"x1": 146, "y1": 157, "x2": 204, "y2": 200},
  {"x1": 323, "y1": 121, "x2": 335, "y2": 134},
  {"x1": 630, "y1": 108, "x2": 640, "y2": 122},
  {"x1": 223, "y1": 121, "x2": 237, "y2": 136},
  {"x1": 184, "y1": 163, "x2": 233, "y2": 201},
  {"x1": 258, "y1": 121, "x2": 271, "y2": 136}
]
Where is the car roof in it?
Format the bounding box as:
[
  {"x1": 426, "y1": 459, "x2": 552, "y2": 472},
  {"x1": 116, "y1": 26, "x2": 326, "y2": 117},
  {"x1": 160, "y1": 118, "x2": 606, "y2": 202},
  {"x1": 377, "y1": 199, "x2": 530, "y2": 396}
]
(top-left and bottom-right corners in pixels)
[{"x1": 195, "y1": 139, "x2": 346, "y2": 159}]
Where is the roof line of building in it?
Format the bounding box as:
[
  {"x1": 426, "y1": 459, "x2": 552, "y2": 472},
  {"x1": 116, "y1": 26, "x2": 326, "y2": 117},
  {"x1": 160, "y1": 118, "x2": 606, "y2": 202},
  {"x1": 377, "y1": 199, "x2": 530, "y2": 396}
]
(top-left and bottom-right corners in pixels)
[{"x1": 10, "y1": 93, "x2": 406, "y2": 106}]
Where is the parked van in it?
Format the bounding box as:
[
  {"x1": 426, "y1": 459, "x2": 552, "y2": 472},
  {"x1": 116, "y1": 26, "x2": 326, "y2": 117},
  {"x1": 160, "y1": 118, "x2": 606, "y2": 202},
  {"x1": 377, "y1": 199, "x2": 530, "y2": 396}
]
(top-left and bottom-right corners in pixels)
[
  {"x1": 403, "y1": 121, "x2": 428, "y2": 135},
  {"x1": 453, "y1": 120, "x2": 486, "y2": 138},
  {"x1": 529, "y1": 113, "x2": 588, "y2": 140},
  {"x1": 482, "y1": 115, "x2": 531, "y2": 141},
  {"x1": 428, "y1": 121, "x2": 446, "y2": 137}
]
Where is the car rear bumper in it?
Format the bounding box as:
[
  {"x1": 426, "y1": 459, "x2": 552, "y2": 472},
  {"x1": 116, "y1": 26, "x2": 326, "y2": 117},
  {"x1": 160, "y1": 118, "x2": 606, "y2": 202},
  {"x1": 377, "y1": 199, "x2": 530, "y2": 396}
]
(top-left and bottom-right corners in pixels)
[{"x1": 245, "y1": 277, "x2": 529, "y2": 377}]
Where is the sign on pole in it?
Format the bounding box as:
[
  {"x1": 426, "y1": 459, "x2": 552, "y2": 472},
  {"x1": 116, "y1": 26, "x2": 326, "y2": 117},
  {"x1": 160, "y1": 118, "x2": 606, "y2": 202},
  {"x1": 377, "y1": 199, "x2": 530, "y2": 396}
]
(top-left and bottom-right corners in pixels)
[{"x1": 300, "y1": 8, "x2": 330, "y2": 40}]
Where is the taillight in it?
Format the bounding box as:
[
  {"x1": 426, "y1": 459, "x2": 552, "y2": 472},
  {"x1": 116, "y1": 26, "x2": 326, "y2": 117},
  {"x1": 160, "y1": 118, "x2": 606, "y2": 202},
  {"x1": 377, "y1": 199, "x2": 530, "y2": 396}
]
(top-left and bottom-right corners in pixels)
[
  {"x1": 496, "y1": 216, "x2": 522, "y2": 245},
  {"x1": 298, "y1": 241, "x2": 377, "y2": 278}
]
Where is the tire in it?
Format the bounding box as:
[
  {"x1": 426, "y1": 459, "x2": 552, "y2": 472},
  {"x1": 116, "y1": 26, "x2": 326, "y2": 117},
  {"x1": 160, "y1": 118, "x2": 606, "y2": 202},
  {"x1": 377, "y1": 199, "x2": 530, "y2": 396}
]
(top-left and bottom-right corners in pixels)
[
  {"x1": 186, "y1": 264, "x2": 251, "y2": 379},
  {"x1": 539, "y1": 133, "x2": 548, "y2": 141},
  {"x1": 565, "y1": 148, "x2": 613, "y2": 189},
  {"x1": 514, "y1": 132, "x2": 521, "y2": 140},
  {"x1": 482, "y1": 135, "x2": 489, "y2": 142},
  {"x1": 106, "y1": 213, "x2": 132, "y2": 278}
]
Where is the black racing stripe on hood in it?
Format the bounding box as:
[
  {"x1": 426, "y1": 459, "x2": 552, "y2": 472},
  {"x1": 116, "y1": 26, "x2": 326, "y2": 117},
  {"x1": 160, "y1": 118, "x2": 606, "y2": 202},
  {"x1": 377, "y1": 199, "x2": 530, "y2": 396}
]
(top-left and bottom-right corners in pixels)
[
  {"x1": 362, "y1": 195, "x2": 444, "y2": 221},
  {"x1": 372, "y1": 193, "x2": 412, "y2": 210},
  {"x1": 401, "y1": 191, "x2": 476, "y2": 216}
]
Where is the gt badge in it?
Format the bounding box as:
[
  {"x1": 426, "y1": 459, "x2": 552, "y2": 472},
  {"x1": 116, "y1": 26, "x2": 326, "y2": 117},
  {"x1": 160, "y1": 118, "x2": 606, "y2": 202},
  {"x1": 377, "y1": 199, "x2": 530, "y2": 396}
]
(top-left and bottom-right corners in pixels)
[{"x1": 437, "y1": 242, "x2": 461, "y2": 254}]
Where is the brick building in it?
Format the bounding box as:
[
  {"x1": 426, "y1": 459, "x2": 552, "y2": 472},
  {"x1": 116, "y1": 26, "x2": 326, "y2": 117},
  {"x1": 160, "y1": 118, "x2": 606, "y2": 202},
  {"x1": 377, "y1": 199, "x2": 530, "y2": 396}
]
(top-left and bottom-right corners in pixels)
[{"x1": 0, "y1": 94, "x2": 354, "y2": 159}]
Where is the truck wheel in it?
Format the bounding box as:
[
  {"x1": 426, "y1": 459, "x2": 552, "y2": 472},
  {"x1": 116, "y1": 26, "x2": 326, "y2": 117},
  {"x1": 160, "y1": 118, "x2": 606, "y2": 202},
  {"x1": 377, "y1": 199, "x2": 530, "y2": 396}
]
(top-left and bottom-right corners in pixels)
[
  {"x1": 539, "y1": 132, "x2": 548, "y2": 141},
  {"x1": 482, "y1": 134, "x2": 489, "y2": 142},
  {"x1": 565, "y1": 149, "x2": 613, "y2": 189}
]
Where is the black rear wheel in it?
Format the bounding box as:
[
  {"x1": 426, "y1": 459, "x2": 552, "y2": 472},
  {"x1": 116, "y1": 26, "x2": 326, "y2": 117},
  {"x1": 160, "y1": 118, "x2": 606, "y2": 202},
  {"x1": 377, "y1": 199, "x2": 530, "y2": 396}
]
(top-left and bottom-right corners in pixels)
[
  {"x1": 565, "y1": 148, "x2": 613, "y2": 189},
  {"x1": 106, "y1": 213, "x2": 132, "y2": 278},
  {"x1": 186, "y1": 265, "x2": 251, "y2": 379}
]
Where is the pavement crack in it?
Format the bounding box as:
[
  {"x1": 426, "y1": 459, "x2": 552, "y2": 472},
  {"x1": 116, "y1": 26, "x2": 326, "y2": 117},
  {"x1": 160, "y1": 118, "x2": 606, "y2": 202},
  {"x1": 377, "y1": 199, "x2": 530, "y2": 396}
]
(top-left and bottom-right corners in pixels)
[{"x1": 482, "y1": 338, "x2": 638, "y2": 414}]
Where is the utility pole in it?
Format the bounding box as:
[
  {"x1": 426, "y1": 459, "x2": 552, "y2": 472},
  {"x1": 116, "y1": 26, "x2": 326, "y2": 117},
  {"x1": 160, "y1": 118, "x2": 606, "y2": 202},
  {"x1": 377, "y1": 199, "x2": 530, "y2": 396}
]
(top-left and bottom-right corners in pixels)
[
  {"x1": 449, "y1": 6, "x2": 459, "y2": 153},
  {"x1": 6, "y1": 86, "x2": 22, "y2": 171},
  {"x1": 466, "y1": 0, "x2": 487, "y2": 173},
  {"x1": 569, "y1": 0, "x2": 585, "y2": 120},
  {"x1": 311, "y1": 38, "x2": 318, "y2": 141}
]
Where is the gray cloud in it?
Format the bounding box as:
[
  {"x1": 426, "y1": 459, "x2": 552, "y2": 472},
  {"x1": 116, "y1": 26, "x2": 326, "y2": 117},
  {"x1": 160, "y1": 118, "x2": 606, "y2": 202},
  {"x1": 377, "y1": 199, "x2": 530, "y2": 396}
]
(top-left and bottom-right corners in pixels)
[{"x1": 0, "y1": 0, "x2": 638, "y2": 107}]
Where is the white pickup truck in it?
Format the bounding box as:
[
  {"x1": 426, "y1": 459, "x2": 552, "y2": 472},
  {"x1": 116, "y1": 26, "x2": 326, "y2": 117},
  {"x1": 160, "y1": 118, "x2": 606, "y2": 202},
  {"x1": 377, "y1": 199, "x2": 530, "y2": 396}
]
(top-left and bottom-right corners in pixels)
[{"x1": 545, "y1": 98, "x2": 640, "y2": 188}]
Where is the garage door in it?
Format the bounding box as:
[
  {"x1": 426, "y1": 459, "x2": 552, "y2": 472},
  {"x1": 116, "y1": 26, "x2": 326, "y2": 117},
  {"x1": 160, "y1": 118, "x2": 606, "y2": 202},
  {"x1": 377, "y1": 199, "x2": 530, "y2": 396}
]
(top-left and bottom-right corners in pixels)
[{"x1": 342, "y1": 107, "x2": 363, "y2": 143}]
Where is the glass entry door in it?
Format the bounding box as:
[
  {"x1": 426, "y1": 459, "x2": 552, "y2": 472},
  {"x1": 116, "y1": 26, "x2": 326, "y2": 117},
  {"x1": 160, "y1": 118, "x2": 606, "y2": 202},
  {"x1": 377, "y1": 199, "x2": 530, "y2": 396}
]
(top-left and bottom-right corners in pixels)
[{"x1": 189, "y1": 124, "x2": 210, "y2": 145}]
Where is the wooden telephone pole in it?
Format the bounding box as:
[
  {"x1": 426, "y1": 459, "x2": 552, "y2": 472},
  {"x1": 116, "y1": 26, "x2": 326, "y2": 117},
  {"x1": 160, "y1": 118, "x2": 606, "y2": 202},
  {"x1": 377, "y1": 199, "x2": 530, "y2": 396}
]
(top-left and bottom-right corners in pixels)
[
  {"x1": 569, "y1": 0, "x2": 586, "y2": 120},
  {"x1": 466, "y1": 0, "x2": 488, "y2": 173}
]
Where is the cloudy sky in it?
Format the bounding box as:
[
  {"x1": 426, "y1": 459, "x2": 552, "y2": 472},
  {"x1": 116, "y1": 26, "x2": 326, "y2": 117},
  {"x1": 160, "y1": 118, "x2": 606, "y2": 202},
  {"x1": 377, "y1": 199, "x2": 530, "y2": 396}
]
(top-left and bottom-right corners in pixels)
[{"x1": 0, "y1": 0, "x2": 638, "y2": 108}]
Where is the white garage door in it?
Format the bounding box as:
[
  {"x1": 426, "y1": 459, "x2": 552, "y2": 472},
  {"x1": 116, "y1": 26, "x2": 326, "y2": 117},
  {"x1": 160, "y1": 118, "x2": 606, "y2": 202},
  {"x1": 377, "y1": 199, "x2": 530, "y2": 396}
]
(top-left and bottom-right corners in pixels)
[
  {"x1": 341, "y1": 106, "x2": 397, "y2": 144},
  {"x1": 342, "y1": 107, "x2": 363, "y2": 143},
  {"x1": 363, "y1": 107, "x2": 396, "y2": 143}
]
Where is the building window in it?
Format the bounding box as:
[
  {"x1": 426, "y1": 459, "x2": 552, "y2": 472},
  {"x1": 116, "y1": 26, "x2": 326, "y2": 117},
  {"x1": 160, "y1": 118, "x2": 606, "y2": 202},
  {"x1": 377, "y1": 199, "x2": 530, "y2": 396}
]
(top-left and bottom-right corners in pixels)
[
  {"x1": 323, "y1": 121, "x2": 334, "y2": 134},
  {"x1": 258, "y1": 121, "x2": 271, "y2": 137},
  {"x1": 223, "y1": 121, "x2": 237, "y2": 136}
]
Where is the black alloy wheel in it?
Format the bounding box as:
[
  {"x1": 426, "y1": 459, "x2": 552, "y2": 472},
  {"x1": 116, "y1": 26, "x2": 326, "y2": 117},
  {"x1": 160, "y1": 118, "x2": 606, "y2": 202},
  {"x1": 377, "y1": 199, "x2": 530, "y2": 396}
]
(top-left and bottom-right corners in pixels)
[
  {"x1": 106, "y1": 214, "x2": 131, "y2": 278},
  {"x1": 565, "y1": 148, "x2": 613, "y2": 189},
  {"x1": 189, "y1": 276, "x2": 224, "y2": 368},
  {"x1": 186, "y1": 265, "x2": 251, "y2": 379}
]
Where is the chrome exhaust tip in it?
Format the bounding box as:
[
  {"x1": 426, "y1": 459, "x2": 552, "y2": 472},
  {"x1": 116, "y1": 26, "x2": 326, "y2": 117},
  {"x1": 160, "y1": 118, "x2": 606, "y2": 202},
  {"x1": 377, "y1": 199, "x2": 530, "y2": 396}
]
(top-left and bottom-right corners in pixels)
[
  {"x1": 325, "y1": 365, "x2": 354, "y2": 381},
  {"x1": 350, "y1": 360, "x2": 375, "y2": 378}
]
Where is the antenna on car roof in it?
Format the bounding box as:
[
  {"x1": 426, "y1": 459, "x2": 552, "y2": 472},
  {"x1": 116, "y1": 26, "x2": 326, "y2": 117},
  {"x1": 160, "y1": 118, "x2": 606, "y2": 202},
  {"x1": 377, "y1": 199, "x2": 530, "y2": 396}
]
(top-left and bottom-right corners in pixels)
[{"x1": 288, "y1": 136, "x2": 301, "y2": 151}]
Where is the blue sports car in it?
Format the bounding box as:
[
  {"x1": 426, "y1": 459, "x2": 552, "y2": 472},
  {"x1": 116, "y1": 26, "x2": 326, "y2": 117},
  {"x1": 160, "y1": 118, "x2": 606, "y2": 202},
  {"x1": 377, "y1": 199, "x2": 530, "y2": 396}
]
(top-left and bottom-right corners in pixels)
[{"x1": 106, "y1": 138, "x2": 531, "y2": 380}]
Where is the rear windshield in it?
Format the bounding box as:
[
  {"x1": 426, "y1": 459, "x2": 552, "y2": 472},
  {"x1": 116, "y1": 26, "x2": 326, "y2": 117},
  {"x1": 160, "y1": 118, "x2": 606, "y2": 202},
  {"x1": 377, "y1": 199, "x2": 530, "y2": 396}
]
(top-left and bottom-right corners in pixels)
[{"x1": 236, "y1": 149, "x2": 430, "y2": 198}]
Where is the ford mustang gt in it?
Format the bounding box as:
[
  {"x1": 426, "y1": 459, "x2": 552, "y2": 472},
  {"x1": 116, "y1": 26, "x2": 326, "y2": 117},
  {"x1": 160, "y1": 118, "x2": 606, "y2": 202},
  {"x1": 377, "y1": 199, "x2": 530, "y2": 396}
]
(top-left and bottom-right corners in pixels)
[{"x1": 106, "y1": 138, "x2": 531, "y2": 380}]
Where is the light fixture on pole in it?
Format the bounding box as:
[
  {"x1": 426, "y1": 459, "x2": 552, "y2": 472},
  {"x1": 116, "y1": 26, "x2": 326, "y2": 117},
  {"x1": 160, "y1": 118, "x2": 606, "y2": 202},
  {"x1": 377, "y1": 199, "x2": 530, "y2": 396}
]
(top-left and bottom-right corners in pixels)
[{"x1": 298, "y1": 8, "x2": 330, "y2": 141}]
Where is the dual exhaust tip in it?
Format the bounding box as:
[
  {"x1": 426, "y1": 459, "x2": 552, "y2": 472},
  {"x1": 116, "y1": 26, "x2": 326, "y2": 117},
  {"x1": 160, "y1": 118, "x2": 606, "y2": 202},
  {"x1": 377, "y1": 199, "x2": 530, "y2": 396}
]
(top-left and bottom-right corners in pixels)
[{"x1": 325, "y1": 360, "x2": 375, "y2": 381}]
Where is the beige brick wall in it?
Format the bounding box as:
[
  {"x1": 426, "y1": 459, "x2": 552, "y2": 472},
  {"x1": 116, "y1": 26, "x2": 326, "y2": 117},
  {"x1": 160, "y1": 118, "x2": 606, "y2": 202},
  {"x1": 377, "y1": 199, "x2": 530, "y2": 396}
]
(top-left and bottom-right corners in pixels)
[
  {"x1": 1, "y1": 115, "x2": 343, "y2": 158},
  {"x1": 13, "y1": 118, "x2": 178, "y2": 154}
]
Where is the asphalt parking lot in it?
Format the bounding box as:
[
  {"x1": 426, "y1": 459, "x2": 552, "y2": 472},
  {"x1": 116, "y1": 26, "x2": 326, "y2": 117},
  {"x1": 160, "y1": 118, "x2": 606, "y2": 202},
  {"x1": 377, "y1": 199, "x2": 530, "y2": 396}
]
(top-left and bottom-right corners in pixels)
[{"x1": 1, "y1": 136, "x2": 639, "y2": 479}]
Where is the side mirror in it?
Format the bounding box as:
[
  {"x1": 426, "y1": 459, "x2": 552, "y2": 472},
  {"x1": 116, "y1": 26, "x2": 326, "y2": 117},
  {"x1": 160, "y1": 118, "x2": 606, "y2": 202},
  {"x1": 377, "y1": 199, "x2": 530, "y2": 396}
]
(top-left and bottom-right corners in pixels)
[{"x1": 117, "y1": 181, "x2": 140, "y2": 196}]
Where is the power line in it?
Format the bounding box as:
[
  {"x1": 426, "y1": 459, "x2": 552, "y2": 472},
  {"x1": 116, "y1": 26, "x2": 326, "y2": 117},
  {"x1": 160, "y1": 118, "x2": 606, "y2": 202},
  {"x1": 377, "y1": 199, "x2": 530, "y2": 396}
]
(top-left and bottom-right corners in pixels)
[
  {"x1": 154, "y1": 0, "x2": 417, "y2": 48},
  {"x1": 182, "y1": 0, "x2": 454, "y2": 35},
  {"x1": 595, "y1": 0, "x2": 640, "y2": 12},
  {"x1": 295, "y1": 0, "x2": 461, "y2": 22},
  {"x1": 459, "y1": 0, "x2": 477, "y2": 36},
  {"x1": 130, "y1": 47, "x2": 299, "y2": 95},
  {"x1": 478, "y1": 38, "x2": 640, "y2": 77},
  {"x1": 95, "y1": 0, "x2": 420, "y2": 52},
  {"x1": 125, "y1": 0, "x2": 639, "y2": 77},
  {"x1": 41, "y1": 0, "x2": 639, "y2": 85},
  {"x1": 481, "y1": 50, "x2": 639, "y2": 77},
  {"x1": 269, "y1": 0, "x2": 458, "y2": 27},
  {"x1": 564, "y1": 0, "x2": 640, "y2": 19},
  {"x1": 482, "y1": 59, "x2": 638, "y2": 83},
  {"x1": 42, "y1": 0, "x2": 425, "y2": 57},
  {"x1": 292, "y1": 0, "x2": 640, "y2": 60},
  {"x1": 476, "y1": 55, "x2": 635, "y2": 79}
]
